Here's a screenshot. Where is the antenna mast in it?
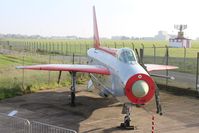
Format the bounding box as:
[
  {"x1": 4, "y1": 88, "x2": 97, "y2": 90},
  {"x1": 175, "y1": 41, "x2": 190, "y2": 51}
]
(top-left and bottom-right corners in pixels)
[{"x1": 174, "y1": 24, "x2": 187, "y2": 38}]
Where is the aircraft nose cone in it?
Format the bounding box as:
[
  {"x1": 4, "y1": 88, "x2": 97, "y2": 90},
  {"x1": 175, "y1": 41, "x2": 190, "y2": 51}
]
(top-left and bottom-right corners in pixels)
[{"x1": 132, "y1": 80, "x2": 149, "y2": 98}]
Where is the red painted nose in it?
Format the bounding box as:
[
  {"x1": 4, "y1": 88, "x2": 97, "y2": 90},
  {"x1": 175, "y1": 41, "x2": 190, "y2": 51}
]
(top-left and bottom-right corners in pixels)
[{"x1": 125, "y1": 73, "x2": 155, "y2": 104}]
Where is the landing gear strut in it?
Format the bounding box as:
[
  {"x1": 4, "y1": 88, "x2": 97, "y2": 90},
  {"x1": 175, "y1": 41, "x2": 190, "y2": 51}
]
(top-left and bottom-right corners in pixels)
[
  {"x1": 70, "y1": 72, "x2": 76, "y2": 106},
  {"x1": 119, "y1": 104, "x2": 134, "y2": 130},
  {"x1": 155, "y1": 84, "x2": 163, "y2": 115}
]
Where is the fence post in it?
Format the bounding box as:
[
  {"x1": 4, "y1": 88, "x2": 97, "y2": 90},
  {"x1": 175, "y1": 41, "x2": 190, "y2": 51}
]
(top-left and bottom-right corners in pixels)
[
  {"x1": 141, "y1": 43, "x2": 144, "y2": 50},
  {"x1": 79, "y1": 43, "x2": 81, "y2": 55},
  {"x1": 48, "y1": 53, "x2": 51, "y2": 85},
  {"x1": 31, "y1": 41, "x2": 34, "y2": 53},
  {"x1": 72, "y1": 53, "x2": 75, "y2": 64},
  {"x1": 27, "y1": 42, "x2": 29, "y2": 51},
  {"x1": 165, "y1": 46, "x2": 169, "y2": 89},
  {"x1": 57, "y1": 42, "x2": 59, "y2": 54},
  {"x1": 85, "y1": 44, "x2": 88, "y2": 56},
  {"x1": 39, "y1": 42, "x2": 41, "y2": 50},
  {"x1": 36, "y1": 42, "x2": 38, "y2": 52},
  {"x1": 153, "y1": 44, "x2": 156, "y2": 63},
  {"x1": 52, "y1": 42, "x2": 55, "y2": 55},
  {"x1": 184, "y1": 47, "x2": 186, "y2": 71},
  {"x1": 66, "y1": 42, "x2": 68, "y2": 56},
  {"x1": 131, "y1": 42, "x2": 134, "y2": 50},
  {"x1": 74, "y1": 42, "x2": 76, "y2": 54},
  {"x1": 196, "y1": 52, "x2": 199, "y2": 97},
  {"x1": 22, "y1": 56, "x2": 25, "y2": 90},
  {"x1": 70, "y1": 43, "x2": 72, "y2": 55},
  {"x1": 114, "y1": 42, "x2": 116, "y2": 48},
  {"x1": 61, "y1": 42, "x2": 63, "y2": 55},
  {"x1": 7, "y1": 41, "x2": 10, "y2": 50},
  {"x1": 49, "y1": 42, "x2": 51, "y2": 54},
  {"x1": 42, "y1": 42, "x2": 44, "y2": 51},
  {"x1": 46, "y1": 42, "x2": 48, "y2": 53},
  {"x1": 24, "y1": 42, "x2": 26, "y2": 51},
  {"x1": 48, "y1": 43, "x2": 52, "y2": 85}
]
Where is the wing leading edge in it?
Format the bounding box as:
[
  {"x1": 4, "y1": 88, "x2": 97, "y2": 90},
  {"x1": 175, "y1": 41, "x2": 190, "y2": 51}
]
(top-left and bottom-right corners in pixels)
[
  {"x1": 16, "y1": 64, "x2": 110, "y2": 75},
  {"x1": 145, "y1": 64, "x2": 178, "y2": 72}
]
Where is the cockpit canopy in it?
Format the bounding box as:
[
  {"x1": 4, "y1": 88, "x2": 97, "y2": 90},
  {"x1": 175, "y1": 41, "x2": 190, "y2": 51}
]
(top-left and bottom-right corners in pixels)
[{"x1": 117, "y1": 48, "x2": 137, "y2": 64}]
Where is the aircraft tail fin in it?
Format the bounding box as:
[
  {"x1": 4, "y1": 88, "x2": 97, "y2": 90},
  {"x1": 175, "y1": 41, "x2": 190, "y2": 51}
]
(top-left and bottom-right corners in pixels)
[{"x1": 93, "y1": 6, "x2": 100, "y2": 48}]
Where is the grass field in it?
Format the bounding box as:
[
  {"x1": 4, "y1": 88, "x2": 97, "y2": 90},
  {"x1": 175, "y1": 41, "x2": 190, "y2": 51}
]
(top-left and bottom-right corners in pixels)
[
  {"x1": 0, "y1": 50, "x2": 88, "y2": 100},
  {"x1": 1, "y1": 39, "x2": 199, "y2": 73},
  {"x1": 2, "y1": 39, "x2": 199, "y2": 57}
]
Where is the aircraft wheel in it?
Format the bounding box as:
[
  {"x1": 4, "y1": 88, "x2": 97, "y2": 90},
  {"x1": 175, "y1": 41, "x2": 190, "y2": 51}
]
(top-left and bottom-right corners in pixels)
[{"x1": 71, "y1": 91, "x2": 75, "y2": 106}]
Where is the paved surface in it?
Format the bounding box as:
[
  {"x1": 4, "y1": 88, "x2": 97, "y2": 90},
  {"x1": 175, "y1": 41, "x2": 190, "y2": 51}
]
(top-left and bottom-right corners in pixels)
[
  {"x1": 0, "y1": 85, "x2": 198, "y2": 133},
  {"x1": 151, "y1": 71, "x2": 197, "y2": 90}
]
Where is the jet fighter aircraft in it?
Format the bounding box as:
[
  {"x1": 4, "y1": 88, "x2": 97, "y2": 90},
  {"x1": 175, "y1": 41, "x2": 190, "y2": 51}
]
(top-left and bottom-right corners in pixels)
[{"x1": 17, "y1": 6, "x2": 178, "y2": 128}]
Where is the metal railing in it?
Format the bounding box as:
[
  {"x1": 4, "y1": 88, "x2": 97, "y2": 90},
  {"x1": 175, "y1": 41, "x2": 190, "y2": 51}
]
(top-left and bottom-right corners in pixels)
[
  {"x1": 0, "y1": 113, "x2": 30, "y2": 133},
  {"x1": 30, "y1": 121, "x2": 76, "y2": 133},
  {"x1": 0, "y1": 113, "x2": 77, "y2": 133}
]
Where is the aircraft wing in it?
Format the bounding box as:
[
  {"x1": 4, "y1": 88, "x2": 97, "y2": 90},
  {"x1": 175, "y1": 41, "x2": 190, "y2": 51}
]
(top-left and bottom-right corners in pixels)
[
  {"x1": 145, "y1": 64, "x2": 178, "y2": 72},
  {"x1": 16, "y1": 64, "x2": 110, "y2": 75}
]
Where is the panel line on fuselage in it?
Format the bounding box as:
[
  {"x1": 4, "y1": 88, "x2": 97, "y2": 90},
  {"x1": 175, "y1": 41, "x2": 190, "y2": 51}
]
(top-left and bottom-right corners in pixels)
[{"x1": 89, "y1": 73, "x2": 114, "y2": 96}]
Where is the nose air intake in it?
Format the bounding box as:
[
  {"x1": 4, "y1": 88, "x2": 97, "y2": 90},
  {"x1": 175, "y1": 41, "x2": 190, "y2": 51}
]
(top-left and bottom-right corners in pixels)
[
  {"x1": 125, "y1": 74, "x2": 155, "y2": 104},
  {"x1": 132, "y1": 80, "x2": 149, "y2": 98}
]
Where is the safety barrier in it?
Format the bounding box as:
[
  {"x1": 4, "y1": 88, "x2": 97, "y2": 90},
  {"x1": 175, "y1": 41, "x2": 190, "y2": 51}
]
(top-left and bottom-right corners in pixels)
[
  {"x1": 0, "y1": 113, "x2": 29, "y2": 133},
  {"x1": 0, "y1": 113, "x2": 77, "y2": 133},
  {"x1": 30, "y1": 121, "x2": 76, "y2": 133}
]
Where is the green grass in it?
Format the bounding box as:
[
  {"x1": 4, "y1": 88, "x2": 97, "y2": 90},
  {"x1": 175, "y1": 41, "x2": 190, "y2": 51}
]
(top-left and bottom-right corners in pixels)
[
  {"x1": 1, "y1": 39, "x2": 198, "y2": 72},
  {"x1": 2, "y1": 39, "x2": 199, "y2": 57},
  {"x1": 0, "y1": 51, "x2": 89, "y2": 100},
  {"x1": 2, "y1": 39, "x2": 199, "y2": 73}
]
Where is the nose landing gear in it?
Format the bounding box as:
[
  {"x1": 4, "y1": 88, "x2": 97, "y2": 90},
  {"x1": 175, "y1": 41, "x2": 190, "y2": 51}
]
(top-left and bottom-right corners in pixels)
[{"x1": 119, "y1": 103, "x2": 135, "y2": 130}]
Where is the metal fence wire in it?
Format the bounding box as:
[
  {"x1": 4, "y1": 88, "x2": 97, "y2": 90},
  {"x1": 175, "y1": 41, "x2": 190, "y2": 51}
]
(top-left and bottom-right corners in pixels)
[{"x1": 0, "y1": 113, "x2": 77, "y2": 133}]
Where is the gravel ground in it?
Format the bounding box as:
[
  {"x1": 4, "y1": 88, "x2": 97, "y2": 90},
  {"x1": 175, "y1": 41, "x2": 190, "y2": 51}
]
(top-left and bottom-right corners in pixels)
[{"x1": 0, "y1": 85, "x2": 198, "y2": 133}]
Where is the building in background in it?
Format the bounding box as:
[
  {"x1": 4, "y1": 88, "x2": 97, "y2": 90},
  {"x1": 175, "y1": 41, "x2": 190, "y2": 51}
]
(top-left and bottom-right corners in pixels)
[
  {"x1": 169, "y1": 25, "x2": 191, "y2": 48},
  {"x1": 140, "y1": 31, "x2": 170, "y2": 41},
  {"x1": 154, "y1": 31, "x2": 170, "y2": 40}
]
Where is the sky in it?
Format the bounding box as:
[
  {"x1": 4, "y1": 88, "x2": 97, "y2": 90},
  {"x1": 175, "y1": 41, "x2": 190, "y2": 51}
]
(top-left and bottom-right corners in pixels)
[{"x1": 0, "y1": 0, "x2": 199, "y2": 39}]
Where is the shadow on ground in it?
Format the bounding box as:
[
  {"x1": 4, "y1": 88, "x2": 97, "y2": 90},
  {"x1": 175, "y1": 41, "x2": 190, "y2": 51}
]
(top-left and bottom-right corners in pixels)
[{"x1": 0, "y1": 90, "x2": 118, "y2": 132}]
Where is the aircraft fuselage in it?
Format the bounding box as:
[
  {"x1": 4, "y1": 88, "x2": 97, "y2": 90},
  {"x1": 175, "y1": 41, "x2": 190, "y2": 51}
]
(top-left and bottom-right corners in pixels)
[{"x1": 87, "y1": 48, "x2": 149, "y2": 104}]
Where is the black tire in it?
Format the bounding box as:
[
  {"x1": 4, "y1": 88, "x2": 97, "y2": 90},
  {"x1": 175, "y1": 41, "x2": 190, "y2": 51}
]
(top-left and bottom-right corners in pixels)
[
  {"x1": 71, "y1": 92, "x2": 75, "y2": 106},
  {"x1": 124, "y1": 116, "x2": 130, "y2": 127},
  {"x1": 120, "y1": 123, "x2": 125, "y2": 127}
]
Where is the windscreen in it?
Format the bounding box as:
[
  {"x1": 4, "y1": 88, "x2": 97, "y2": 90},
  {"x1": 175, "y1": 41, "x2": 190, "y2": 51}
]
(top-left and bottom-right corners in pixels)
[{"x1": 118, "y1": 48, "x2": 137, "y2": 64}]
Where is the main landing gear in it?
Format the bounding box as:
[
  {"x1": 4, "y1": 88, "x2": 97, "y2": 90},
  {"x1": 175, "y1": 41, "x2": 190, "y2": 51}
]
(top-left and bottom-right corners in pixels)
[
  {"x1": 69, "y1": 72, "x2": 76, "y2": 107},
  {"x1": 119, "y1": 103, "x2": 135, "y2": 130}
]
